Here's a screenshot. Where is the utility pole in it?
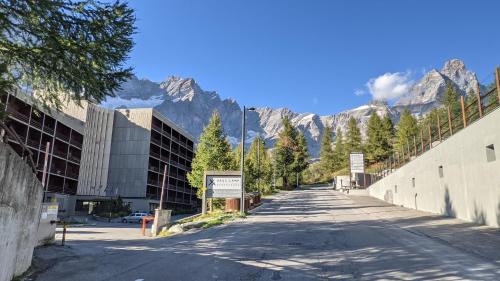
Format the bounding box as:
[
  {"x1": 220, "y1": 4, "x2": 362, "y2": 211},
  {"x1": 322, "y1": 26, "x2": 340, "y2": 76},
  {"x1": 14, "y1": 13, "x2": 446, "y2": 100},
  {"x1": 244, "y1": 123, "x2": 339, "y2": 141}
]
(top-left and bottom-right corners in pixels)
[
  {"x1": 240, "y1": 106, "x2": 246, "y2": 215},
  {"x1": 159, "y1": 164, "x2": 167, "y2": 210},
  {"x1": 257, "y1": 137, "x2": 260, "y2": 192},
  {"x1": 42, "y1": 142, "x2": 50, "y2": 202}
]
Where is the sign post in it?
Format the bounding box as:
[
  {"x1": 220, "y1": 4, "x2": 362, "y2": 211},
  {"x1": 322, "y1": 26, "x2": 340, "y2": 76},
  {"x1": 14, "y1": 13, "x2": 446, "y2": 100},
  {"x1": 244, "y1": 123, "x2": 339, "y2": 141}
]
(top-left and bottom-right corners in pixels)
[
  {"x1": 349, "y1": 152, "x2": 365, "y2": 188},
  {"x1": 203, "y1": 171, "x2": 242, "y2": 214}
]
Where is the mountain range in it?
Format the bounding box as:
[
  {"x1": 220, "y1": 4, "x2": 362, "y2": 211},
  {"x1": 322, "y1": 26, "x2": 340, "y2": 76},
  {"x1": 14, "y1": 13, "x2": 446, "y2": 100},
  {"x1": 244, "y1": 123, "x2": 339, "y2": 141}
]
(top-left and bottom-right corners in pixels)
[{"x1": 100, "y1": 59, "x2": 479, "y2": 157}]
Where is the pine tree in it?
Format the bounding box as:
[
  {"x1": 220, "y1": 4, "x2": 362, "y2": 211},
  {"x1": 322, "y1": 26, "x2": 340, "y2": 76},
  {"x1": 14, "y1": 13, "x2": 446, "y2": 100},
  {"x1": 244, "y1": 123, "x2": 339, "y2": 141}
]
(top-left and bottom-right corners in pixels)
[
  {"x1": 273, "y1": 116, "x2": 298, "y2": 188},
  {"x1": 319, "y1": 126, "x2": 335, "y2": 173},
  {"x1": 332, "y1": 128, "x2": 346, "y2": 170},
  {"x1": 293, "y1": 132, "x2": 309, "y2": 186},
  {"x1": 0, "y1": 0, "x2": 135, "y2": 114},
  {"x1": 396, "y1": 108, "x2": 418, "y2": 152},
  {"x1": 381, "y1": 115, "x2": 395, "y2": 156},
  {"x1": 366, "y1": 112, "x2": 386, "y2": 163},
  {"x1": 187, "y1": 111, "x2": 233, "y2": 198},
  {"x1": 345, "y1": 117, "x2": 363, "y2": 155},
  {"x1": 440, "y1": 81, "x2": 461, "y2": 117},
  {"x1": 231, "y1": 143, "x2": 243, "y2": 171},
  {"x1": 245, "y1": 136, "x2": 272, "y2": 193}
]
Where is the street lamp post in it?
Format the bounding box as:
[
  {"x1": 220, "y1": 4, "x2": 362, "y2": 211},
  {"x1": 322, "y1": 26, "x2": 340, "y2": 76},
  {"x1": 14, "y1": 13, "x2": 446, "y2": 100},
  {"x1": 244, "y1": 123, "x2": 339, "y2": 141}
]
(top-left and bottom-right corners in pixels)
[{"x1": 240, "y1": 106, "x2": 255, "y2": 215}]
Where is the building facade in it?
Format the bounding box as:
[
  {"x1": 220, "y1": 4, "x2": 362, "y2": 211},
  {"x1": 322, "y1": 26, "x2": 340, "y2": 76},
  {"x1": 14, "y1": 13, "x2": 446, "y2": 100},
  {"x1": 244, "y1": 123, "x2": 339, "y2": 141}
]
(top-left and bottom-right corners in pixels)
[
  {"x1": 1, "y1": 91, "x2": 85, "y2": 214},
  {"x1": 75, "y1": 106, "x2": 197, "y2": 213},
  {"x1": 1, "y1": 92, "x2": 198, "y2": 215}
]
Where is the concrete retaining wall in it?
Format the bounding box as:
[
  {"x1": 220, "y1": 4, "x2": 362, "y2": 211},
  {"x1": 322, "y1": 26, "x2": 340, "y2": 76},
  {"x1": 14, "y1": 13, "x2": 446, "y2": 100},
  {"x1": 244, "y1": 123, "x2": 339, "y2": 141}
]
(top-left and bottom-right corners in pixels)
[
  {"x1": 368, "y1": 108, "x2": 500, "y2": 227},
  {"x1": 0, "y1": 142, "x2": 43, "y2": 281}
]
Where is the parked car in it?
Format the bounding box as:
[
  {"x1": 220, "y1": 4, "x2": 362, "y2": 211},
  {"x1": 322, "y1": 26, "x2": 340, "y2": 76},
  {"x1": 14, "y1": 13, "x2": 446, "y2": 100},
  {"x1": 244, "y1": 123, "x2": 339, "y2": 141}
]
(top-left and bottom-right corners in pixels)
[{"x1": 121, "y1": 212, "x2": 150, "y2": 223}]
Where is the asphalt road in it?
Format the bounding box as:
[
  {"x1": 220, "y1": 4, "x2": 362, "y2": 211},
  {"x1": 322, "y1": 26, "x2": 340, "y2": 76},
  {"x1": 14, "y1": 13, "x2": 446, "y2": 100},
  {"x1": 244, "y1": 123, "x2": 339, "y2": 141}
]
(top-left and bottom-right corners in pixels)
[{"x1": 34, "y1": 186, "x2": 500, "y2": 280}]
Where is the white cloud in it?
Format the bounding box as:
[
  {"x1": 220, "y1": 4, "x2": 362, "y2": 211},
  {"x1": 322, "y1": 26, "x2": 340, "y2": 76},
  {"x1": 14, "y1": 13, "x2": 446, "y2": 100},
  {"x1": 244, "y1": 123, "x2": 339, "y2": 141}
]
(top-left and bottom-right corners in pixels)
[
  {"x1": 354, "y1": 89, "x2": 365, "y2": 96},
  {"x1": 366, "y1": 72, "x2": 413, "y2": 101}
]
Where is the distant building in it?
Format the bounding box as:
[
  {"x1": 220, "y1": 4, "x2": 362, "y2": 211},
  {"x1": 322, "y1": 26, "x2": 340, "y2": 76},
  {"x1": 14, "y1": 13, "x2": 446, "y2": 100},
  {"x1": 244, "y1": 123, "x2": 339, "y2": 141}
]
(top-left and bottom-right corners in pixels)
[{"x1": 1, "y1": 91, "x2": 198, "y2": 215}]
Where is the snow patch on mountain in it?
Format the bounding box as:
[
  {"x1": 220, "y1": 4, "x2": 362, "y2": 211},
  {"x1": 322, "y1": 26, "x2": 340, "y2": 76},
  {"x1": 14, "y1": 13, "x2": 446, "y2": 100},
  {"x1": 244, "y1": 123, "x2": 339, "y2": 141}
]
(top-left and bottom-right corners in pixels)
[{"x1": 100, "y1": 95, "x2": 165, "y2": 109}]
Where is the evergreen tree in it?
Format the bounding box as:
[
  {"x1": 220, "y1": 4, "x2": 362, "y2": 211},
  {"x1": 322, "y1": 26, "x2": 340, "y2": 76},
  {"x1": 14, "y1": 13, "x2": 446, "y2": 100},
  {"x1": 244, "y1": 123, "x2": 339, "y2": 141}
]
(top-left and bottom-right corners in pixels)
[
  {"x1": 464, "y1": 89, "x2": 480, "y2": 122},
  {"x1": 293, "y1": 132, "x2": 309, "y2": 186},
  {"x1": 245, "y1": 136, "x2": 272, "y2": 193},
  {"x1": 381, "y1": 115, "x2": 395, "y2": 155},
  {"x1": 273, "y1": 116, "x2": 298, "y2": 188},
  {"x1": 345, "y1": 117, "x2": 363, "y2": 155},
  {"x1": 440, "y1": 81, "x2": 461, "y2": 117},
  {"x1": 231, "y1": 143, "x2": 243, "y2": 171},
  {"x1": 366, "y1": 112, "x2": 387, "y2": 163},
  {"x1": 332, "y1": 128, "x2": 346, "y2": 170},
  {"x1": 187, "y1": 111, "x2": 233, "y2": 198},
  {"x1": 0, "y1": 0, "x2": 135, "y2": 114},
  {"x1": 396, "y1": 108, "x2": 418, "y2": 151},
  {"x1": 319, "y1": 126, "x2": 335, "y2": 173}
]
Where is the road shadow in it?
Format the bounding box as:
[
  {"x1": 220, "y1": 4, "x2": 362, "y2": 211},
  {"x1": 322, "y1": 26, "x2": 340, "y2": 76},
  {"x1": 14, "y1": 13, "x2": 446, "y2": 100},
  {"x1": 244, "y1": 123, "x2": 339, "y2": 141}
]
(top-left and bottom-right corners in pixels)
[{"x1": 32, "y1": 190, "x2": 500, "y2": 281}]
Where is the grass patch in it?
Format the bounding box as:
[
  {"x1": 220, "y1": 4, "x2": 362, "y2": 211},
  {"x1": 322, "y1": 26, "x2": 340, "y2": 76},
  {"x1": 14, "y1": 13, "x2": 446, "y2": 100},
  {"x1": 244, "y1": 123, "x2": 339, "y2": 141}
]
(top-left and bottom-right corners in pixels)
[
  {"x1": 174, "y1": 211, "x2": 246, "y2": 229},
  {"x1": 201, "y1": 212, "x2": 245, "y2": 229}
]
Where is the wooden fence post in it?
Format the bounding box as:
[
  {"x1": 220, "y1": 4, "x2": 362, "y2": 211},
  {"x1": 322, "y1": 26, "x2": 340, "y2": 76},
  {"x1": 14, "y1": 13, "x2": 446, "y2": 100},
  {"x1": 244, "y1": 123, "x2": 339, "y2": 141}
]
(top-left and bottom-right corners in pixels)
[
  {"x1": 476, "y1": 84, "x2": 483, "y2": 118},
  {"x1": 460, "y1": 96, "x2": 467, "y2": 128},
  {"x1": 413, "y1": 135, "x2": 417, "y2": 157},
  {"x1": 436, "y1": 115, "x2": 442, "y2": 141},
  {"x1": 420, "y1": 130, "x2": 424, "y2": 152},
  {"x1": 407, "y1": 142, "x2": 411, "y2": 160},
  {"x1": 428, "y1": 125, "x2": 432, "y2": 149},
  {"x1": 496, "y1": 67, "x2": 500, "y2": 104},
  {"x1": 447, "y1": 106, "x2": 453, "y2": 135}
]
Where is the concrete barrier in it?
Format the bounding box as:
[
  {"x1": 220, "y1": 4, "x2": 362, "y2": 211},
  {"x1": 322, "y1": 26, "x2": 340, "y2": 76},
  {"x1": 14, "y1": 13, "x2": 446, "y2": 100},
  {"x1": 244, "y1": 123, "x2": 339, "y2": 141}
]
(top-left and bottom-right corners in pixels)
[
  {"x1": 151, "y1": 209, "x2": 172, "y2": 237},
  {"x1": 368, "y1": 108, "x2": 500, "y2": 227},
  {"x1": 0, "y1": 142, "x2": 43, "y2": 281},
  {"x1": 36, "y1": 203, "x2": 59, "y2": 245}
]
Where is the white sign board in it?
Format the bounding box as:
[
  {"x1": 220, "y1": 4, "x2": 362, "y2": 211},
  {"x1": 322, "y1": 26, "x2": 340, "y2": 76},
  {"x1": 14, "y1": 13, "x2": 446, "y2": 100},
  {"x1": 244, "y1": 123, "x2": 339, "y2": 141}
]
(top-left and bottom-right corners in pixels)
[
  {"x1": 205, "y1": 173, "x2": 242, "y2": 198},
  {"x1": 349, "y1": 152, "x2": 365, "y2": 174}
]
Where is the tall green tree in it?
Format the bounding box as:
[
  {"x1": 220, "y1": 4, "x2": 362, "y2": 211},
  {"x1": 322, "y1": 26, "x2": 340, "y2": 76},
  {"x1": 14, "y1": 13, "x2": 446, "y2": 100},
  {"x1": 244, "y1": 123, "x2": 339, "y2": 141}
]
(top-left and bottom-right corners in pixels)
[
  {"x1": 396, "y1": 108, "x2": 418, "y2": 151},
  {"x1": 319, "y1": 126, "x2": 335, "y2": 173},
  {"x1": 187, "y1": 111, "x2": 233, "y2": 198},
  {"x1": 333, "y1": 128, "x2": 346, "y2": 170},
  {"x1": 0, "y1": 0, "x2": 135, "y2": 115},
  {"x1": 366, "y1": 112, "x2": 388, "y2": 163},
  {"x1": 245, "y1": 136, "x2": 273, "y2": 193},
  {"x1": 381, "y1": 115, "x2": 395, "y2": 154},
  {"x1": 273, "y1": 116, "x2": 298, "y2": 188},
  {"x1": 440, "y1": 81, "x2": 461, "y2": 117},
  {"x1": 293, "y1": 132, "x2": 309, "y2": 185},
  {"x1": 345, "y1": 117, "x2": 363, "y2": 155}
]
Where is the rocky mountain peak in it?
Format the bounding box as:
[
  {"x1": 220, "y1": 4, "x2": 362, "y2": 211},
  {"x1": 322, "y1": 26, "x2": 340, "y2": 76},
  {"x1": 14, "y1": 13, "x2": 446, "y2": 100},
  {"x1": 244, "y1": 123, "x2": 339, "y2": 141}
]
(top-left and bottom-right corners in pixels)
[
  {"x1": 441, "y1": 59, "x2": 466, "y2": 78},
  {"x1": 105, "y1": 59, "x2": 481, "y2": 157}
]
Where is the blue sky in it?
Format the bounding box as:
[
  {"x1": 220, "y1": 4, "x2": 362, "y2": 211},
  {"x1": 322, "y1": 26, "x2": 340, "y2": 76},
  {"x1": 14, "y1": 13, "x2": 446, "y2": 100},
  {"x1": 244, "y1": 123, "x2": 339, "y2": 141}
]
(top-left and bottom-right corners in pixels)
[{"x1": 126, "y1": 0, "x2": 500, "y2": 115}]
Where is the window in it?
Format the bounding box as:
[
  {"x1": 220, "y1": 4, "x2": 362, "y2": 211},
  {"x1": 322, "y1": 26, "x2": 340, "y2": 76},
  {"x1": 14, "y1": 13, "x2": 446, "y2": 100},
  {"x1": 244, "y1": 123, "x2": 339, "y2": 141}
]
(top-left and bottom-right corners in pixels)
[
  {"x1": 438, "y1": 166, "x2": 444, "y2": 178},
  {"x1": 394, "y1": 185, "x2": 398, "y2": 193},
  {"x1": 412, "y1": 178, "x2": 415, "y2": 188},
  {"x1": 486, "y1": 144, "x2": 496, "y2": 162}
]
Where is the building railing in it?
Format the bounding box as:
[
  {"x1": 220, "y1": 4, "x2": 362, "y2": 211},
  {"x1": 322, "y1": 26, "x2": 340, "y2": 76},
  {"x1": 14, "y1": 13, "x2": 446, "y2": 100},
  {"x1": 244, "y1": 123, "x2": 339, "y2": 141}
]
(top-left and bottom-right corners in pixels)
[{"x1": 372, "y1": 67, "x2": 500, "y2": 182}]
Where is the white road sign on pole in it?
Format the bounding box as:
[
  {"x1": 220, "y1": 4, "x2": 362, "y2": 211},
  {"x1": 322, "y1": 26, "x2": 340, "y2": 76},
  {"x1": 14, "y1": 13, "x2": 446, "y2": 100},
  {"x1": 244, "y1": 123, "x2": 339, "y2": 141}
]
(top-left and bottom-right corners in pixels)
[
  {"x1": 204, "y1": 171, "x2": 242, "y2": 199},
  {"x1": 349, "y1": 152, "x2": 365, "y2": 174}
]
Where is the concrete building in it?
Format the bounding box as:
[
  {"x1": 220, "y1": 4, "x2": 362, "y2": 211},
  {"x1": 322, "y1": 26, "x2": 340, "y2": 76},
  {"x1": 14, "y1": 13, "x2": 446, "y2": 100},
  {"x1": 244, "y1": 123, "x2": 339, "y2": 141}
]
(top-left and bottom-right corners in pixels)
[
  {"x1": 1, "y1": 91, "x2": 198, "y2": 215},
  {"x1": 1, "y1": 90, "x2": 84, "y2": 214},
  {"x1": 75, "y1": 105, "x2": 197, "y2": 213}
]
